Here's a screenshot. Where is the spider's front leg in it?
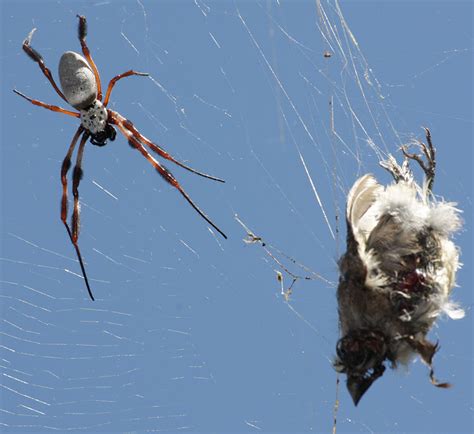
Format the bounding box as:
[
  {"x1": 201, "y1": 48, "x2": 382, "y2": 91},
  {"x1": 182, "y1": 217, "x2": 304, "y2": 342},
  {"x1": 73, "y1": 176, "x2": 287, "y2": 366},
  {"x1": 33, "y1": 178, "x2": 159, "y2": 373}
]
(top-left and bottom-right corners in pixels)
[
  {"x1": 402, "y1": 127, "x2": 436, "y2": 192},
  {"x1": 109, "y1": 111, "x2": 227, "y2": 239},
  {"x1": 61, "y1": 127, "x2": 84, "y2": 224},
  {"x1": 111, "y1": 110, "x2": 225, "y2": 182},
  {"x1": 61, "y1": 129, "x2": 95, "y2": 301}
]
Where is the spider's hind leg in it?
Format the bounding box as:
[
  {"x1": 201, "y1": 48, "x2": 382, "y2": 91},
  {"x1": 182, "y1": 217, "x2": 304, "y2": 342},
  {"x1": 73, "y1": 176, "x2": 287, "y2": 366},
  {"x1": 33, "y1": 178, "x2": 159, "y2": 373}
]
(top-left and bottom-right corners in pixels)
[
  {"x1": 76, "y1": 15, "x2": 102, "y2": 100},
  {"x1": 21, "y1": 28, "x2": 68, "y2": 102},
  {"x1": 13, "y1": 89, "x2": 80, "y2": 118},
  {"x1": 103, "y1": 70, "x2": 149, "y2": 106}
]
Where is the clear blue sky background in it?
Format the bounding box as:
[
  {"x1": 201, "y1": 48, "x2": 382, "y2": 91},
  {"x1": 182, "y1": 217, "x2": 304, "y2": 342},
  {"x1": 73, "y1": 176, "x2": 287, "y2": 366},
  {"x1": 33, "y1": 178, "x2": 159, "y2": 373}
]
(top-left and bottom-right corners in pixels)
[{"x1": 1, "y1": 1, "x2": 472, "y2": 433}]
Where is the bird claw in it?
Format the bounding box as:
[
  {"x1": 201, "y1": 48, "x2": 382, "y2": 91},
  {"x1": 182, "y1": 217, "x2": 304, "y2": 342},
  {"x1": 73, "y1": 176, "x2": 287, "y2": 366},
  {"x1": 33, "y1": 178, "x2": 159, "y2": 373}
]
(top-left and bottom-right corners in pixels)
[{"x1": 401, "y1": 128, "x2": 436, "y2": 192}]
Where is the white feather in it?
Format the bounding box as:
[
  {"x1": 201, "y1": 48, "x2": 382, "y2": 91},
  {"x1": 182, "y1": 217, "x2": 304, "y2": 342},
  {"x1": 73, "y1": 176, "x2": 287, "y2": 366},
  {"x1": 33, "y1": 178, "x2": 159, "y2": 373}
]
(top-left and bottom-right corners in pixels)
[
  {"x1": 347, "y1": 168, "x2": 463, "y2": 317},
  {"x1": 375, "y1": 182, "x2": 428, "y2": 232},
  {"x1": 346, "y1": 174, "x2": 383, "y2": 245},
  {"x1": 428, "y1": 201, "x2": 462, "y2": 236}
]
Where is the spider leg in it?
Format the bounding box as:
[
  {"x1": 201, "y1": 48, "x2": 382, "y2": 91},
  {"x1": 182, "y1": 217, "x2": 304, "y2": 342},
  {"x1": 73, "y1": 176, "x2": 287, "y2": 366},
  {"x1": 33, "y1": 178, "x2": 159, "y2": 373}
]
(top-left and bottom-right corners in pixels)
[
  {"x1": 76, "y1": 15, "x2": 102, "y2": 101},
  {"x1": 61, "y1": 127, "x2": 84, "y2": 222},
  {"x1": 111, "y1": 111, "x2": 225, "y2": 183},
  {"x1": 112, "y1": 114, "x2": 227, "y2": 239},
  {"x1": 103, "y1": 70, "x2": 149, "y2": 106},
  {"x1": 61, "y1": 130, "x2": 95, "y2": 300},
  {"x1": 21, "y1": 28, "x2": 68, "y2": 102},
  {"x1": 13, "y1": 89, "x2": 80, "y2": 118}
]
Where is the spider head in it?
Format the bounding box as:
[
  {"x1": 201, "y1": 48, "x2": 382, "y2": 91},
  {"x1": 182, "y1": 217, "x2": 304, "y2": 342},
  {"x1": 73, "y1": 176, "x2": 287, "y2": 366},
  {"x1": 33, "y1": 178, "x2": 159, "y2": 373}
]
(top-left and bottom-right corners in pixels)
[
  {"x1": 334, "y1": 329, "x2": 388, "y2": 405},
  {"x1": 90, "y1": 124, "x2": 117, "y2": 147}
]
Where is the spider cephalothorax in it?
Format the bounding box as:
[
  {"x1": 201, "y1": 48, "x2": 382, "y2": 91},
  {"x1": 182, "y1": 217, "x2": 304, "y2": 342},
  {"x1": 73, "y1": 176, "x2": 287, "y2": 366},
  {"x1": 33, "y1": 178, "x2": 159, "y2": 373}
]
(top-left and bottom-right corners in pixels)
[
  {"x1": 14, "y1": 15, "x2": 227, "y2": 300},
  {"x1": 77, "y1": 100, "x2": 116, "y2": 146},
  {"x1": 335, "y1": 129, "x2": 463, "y2": 405},
  {"x1": 89, "y1": 123, "x2": 117, "y2": 147}
]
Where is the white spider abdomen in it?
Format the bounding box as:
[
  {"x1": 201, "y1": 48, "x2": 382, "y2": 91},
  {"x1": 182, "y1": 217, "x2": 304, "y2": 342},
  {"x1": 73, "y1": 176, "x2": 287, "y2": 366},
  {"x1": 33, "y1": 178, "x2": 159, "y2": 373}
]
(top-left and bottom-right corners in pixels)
[
  {"x1": 80, "y1": 100, "x2": 107, "y2": 134},
  {"x1": 58, "y1": 51, "x2": 97, "y2": 109}
]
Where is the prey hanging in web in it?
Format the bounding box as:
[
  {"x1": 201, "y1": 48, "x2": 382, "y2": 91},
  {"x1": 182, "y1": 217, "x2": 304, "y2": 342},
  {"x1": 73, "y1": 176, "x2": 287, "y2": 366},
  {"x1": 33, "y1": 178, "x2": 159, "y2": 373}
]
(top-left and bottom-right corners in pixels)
[{"x1": 335, "y1": 129, "x2": 464, "y2": 405}]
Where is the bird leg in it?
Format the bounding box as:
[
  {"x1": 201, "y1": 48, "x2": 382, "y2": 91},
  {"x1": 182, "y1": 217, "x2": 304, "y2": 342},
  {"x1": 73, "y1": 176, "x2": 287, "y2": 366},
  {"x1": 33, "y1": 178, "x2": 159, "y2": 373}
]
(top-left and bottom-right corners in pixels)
[{"x1": 401, "y1": 127, "x2": 436, "y2": 192}]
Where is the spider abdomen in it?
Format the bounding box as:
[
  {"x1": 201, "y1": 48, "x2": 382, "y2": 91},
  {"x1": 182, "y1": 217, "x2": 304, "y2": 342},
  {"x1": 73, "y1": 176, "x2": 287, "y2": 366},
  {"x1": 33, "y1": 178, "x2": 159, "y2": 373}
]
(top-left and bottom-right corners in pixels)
[{"x1": 58, "y1": 51, "x2": 97, "y2": 109}]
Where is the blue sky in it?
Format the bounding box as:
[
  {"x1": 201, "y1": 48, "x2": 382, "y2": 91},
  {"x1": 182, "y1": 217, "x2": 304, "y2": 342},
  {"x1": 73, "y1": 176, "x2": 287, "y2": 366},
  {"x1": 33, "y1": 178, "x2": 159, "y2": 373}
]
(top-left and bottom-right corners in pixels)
[{"x1": 1, "y1": 1, "x2": 472, "y2": 433}]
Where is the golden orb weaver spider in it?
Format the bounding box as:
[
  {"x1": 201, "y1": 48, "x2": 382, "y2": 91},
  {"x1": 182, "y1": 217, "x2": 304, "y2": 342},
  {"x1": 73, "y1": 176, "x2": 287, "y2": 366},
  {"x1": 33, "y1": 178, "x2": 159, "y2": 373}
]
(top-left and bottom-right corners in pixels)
[{"x1": 14, "y1": 15, "x2": 227, "y2": 301}]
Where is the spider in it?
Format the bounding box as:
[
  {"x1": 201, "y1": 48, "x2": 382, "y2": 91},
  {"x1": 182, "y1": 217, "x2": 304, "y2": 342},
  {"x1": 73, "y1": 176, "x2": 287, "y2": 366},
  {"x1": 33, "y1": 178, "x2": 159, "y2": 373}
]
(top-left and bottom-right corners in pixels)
[{"x1": 14, "y1": 15, "x2": 227, "y2": 301}]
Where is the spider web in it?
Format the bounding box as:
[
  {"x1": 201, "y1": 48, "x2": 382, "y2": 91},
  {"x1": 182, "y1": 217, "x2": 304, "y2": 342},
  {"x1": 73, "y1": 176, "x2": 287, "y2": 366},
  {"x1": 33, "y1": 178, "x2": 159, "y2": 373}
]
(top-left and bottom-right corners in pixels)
[{"x1": 1, "y1": 1, "x2": 472, "y2": 432}]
